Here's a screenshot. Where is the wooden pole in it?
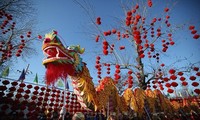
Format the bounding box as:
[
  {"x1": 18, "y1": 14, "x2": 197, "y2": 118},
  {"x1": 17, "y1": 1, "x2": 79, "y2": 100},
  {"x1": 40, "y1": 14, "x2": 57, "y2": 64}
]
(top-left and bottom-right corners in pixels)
[{"x1": 62, "y1": 77, "x2": 67, "y2": 120}]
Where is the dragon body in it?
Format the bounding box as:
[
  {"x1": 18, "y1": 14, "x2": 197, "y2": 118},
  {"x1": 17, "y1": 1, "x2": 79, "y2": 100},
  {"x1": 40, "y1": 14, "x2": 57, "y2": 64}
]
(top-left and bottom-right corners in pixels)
[{"x1": 42, "y1": 31, "x2": 193, "y2": 117}]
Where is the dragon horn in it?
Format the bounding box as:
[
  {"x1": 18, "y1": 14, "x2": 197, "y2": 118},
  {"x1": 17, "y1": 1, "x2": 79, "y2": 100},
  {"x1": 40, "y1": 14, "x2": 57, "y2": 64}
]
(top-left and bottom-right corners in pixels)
[{"x1": 76, "y1": 45, "x2": 85, "y2": 54}]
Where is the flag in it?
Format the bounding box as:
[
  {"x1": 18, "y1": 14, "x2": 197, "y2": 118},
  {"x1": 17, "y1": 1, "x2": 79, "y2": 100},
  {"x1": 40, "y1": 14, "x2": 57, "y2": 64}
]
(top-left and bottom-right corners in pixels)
[
  {"x1": 34, "y1": 73, "x2": 38, "y2": 84},
  {"x1": 66, "y1": 80, "x2": 69, "y2": 90},
  {"x1": 57, "y1": 79, "x2": 64, "y2": 87},
  {"x1": 1, "y1": 66, "x2": 9, "y2": 77},
  {"x1": 18, "y1": 69, "x2": 26, "y2": 82}
]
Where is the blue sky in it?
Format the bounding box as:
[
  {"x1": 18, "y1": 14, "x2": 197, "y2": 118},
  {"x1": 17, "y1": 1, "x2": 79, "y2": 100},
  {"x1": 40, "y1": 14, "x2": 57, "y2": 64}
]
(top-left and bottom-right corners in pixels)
[{"x1": 8, "y1": 0, "x2": 200, "y2": 90}]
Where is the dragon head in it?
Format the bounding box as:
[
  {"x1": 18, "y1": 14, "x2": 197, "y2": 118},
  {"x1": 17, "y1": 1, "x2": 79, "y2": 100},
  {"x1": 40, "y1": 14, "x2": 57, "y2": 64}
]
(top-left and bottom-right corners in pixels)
[{"x1": 42, "y1": 30, "x2": 85, "y2": 84}]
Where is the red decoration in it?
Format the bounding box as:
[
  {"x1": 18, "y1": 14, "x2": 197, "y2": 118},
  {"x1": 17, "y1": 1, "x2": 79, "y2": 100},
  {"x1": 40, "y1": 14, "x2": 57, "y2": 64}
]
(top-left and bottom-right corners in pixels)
[
  {"x1": 164, "y1": 7, "x2": 169, "y2": 12},
  {"x1": 171, "y1": 82, "x2": 178, "y2": 87},
  {"x1": 169, "y1": 69, "x2": 176, "y2": 74},
  {"x1": 189, "y1": 76, "x2": 196, "y2": 81},
  {"x1": 170, "y1": 75, "x2": 177, "y2": 80},
  {"x1": 196, "y1": 72, "x2": 200, "y2": 76},
  {"x1": 189, "y1": 25, "x2": 195, "y2": 30},
  {"x1": 96, "y1": 17, "x2": 101, "y2": 25},
  {"x1": 2, "y1": 80, "x2": 9, "y2": 85},
  {"x1": 167, "y1": 89, "x2": 174, "y2": 93},
  {"x1": 45, "y1": 63, "x2": 75, "y2": 85},
  {"x1": 165, "y1": 83, "x2": 171, "y2": 88},
  {"x1": 192, "y1": 82, "x2": 199, "y2": 87},
  {"x1": 180, "y1": 76, "x2": 186, "y2": 81},
  {"x1": 182, "y1": 81, "x2": 188, "y2": 86},
  {"x1": 193, "y1": 67, "x2": 199, "y2": 71},
  {"x1": 194, "y1": 89, "x2": 200, "y2": 94}
]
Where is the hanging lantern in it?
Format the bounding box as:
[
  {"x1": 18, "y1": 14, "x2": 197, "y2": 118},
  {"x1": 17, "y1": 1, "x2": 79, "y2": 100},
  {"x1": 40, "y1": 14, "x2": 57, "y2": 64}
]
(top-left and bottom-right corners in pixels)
[
  {"x1": 170, "y1": 75, "x2": 177, "y2": 80},
  {"x1": 165, "y1": 83, "x2": 171, "y2": 87},
  {"x1": 39, "y1": 92, "x2": 44, "y2": 96},
  {"x1": 33, "y1": 91, "x2": 38, "y2": 95},
  {"x1": 9, "y1": 86, "x2": 16, "y2": 91},
  {"x1": 31, "y1": 96, "x2": 37, "y2": 100},
  {"x1": 19, "y1": 83, "x2": 26, "y2": 87},
  {"x1": 16, "y1": 93, "x2": 22, "y2": 99},
  {"x1": 11, "y1": 81, "x2": 18, "y2": 86},
  {"x1": 180, "y1": 76, "x2": 186, "y2": 81},
  {"x1": 192, "y1": 82, "x2": 199, "y2": 87},
  {"x1": 38, "y1": 97, "x2": 43, "y2": 101},
  {"x1": 193, "y1": 67, "x2": 199, "y2": 71},
  {"x1": 194, "y1": 89, "x2": 200, "y2": 94},
  {"x1": 169, "y1": 69, "x2": 176, "y2": 74},
  {"x1": 182, "y1": 81, "x2": 188, "y2": 86},
  {"x1": 27, "y1": 84, "x2": 32, "y2": 89},
  {"x1": 2, "y1": 80, "x2": 10, "y2": 85},
  {"x1": 34, "y1": 86, "x2": 39, "y2": 90},
  {"x1": 17, "y1": 88, "x2": 24, "y2": 93},
  {"x1": 189, "y1": 76, "x2": 196, "y2": 81},
  {"x1": 6, "y1": 92, "x2": 14, "y2": 98},
  {"x1": 167, "y1": 88, "x2": 174, "y2": 93},
  {"x1": 177, "y1": 72, "x2": 183, "y2": 76},
  {"x1": 196, "y1": 72, "x2": 200, "y2": 76},
  {"x1": 24, "y1": 94, "x2": 29, "y2": 99},
  {"x1": 171, "y1": 82, "x2": 178, "y2": 87},
  {"x1": 25, "y1": 89, "x2": 31, "y2": 94}
]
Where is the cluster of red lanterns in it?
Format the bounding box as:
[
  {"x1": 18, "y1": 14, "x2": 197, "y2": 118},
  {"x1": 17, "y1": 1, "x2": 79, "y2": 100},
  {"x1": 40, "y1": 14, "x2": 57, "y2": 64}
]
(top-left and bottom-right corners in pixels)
[
  {"x1": 114, "y1": 64, "x2": 121, "y2": 83},
  {"x1": 127, "y1": 70, "x2": 134, "y2": 88},
  {"x1": 147, "y1": 0, "x2": 153, "y2": 7},
  {"x1": 189, "y1": 25, "x2": 200, "y2": 39},
  {"x1": 96, "y1": 17, "x2": 101, "y2": 25},
  {"x1": 0, "y1": 10, "x2": 15, "y2": 34},
  {"x1": 95, "y1": 56, "x2": 102, "y2": 79},
  {"x1": 0, "y1": 41, "x2": 13, "y2": 61},
  {"x1": 104, "y1": 63, "x2": 111, "y2": 75},
  {"x1": 0, "y1": 80, "x2": 88, "y2": 118},
  {"x1": 102, "y1": 40, "x2": 109, "y2": 55}
]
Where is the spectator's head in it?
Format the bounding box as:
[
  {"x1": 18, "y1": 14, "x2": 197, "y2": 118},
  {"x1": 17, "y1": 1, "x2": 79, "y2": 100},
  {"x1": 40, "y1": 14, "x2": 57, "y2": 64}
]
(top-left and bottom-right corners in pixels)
[{"x1": 72, "y1": 112, "x2": 85, "y2": 120}]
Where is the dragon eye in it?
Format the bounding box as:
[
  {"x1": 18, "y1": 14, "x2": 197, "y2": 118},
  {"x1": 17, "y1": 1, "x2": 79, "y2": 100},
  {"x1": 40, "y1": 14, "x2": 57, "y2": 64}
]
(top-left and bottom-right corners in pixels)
[{"x1": 44, "y1": 38, "x2": 51, "y2": 43}]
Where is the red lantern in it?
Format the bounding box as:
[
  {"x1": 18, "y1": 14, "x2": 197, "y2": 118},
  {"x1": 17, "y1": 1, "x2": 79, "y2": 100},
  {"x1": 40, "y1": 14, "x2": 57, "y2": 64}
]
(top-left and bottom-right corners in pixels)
[
  {"x1": 193, "y1": 67, "x2": 199, "y2": 71},
  {"x1": 7, "y1": 93, "x2": 14, "y2": 98},
  {"x1": 171, "y1": 82, "x2": 178, "y2": 87},
  {"x1": 177, "y1": 72, "x2": 183, "y2": 76},
  {"x1": 169, "y1": 69, "x2": 176, "y2": 74},
  {"x1": 24, "y1": 94, "x2": 29, "y2": 99},
  {"x1": 17, "y1": 88, "x2": 24, "y2": 93},
  {"x1": 189, "y1": 76, "x2": 196, "y2": 81},
  {"x1": 196, "y1": 72, "x2": 200, "y2": 76},
  {"x1": 170, "y1": 75, "x2": 177, "y2": 80},
  {"x1": 182, "y1": 81, "x2": 188, "y2": 86},
  {"x1": 180, "y1": 77, "x2": 186, "y2": 81},
  {"x1": 2, "y1": 80, "x2": 10, "y2": 85},
  {"x1": 9, "y1": 87, "x2": 16, "y2": 91},
  {"x1": 34, "y1": 86, "x2": 39, "y2": 90},
  {"x1": 189, "y1": 25, "x2": 195, "y2": 30},
  {"x1": 25, "y1": 89, "x2": 31, "y2": 94},
  {"x1": 167, "y1": 89, "x2": 174, "y2": 93},
  {"x1": 194, "y1": 89, "x2": 200, "y2": 94},
  {"x1": 19, "y1": 83, "x2": 26, "y2": 87},
  {"x1": 27, "y1": 84, "x2": 32, "y2": 89},
  {"x1": 192, "y1": 82, "x2": 199, "y2": 87},
  {"x1": 11, "y1": 81, "x2": 18, "y2": 86},
  {"x1": 165, "y1": 83, "x2": 171, "y2": 87}
]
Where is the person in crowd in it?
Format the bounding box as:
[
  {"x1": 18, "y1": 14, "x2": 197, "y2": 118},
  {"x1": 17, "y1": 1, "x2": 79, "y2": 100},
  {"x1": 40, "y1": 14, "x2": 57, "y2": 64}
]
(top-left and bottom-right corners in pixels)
[
  {"x1": 50, "y1": 111, "x2": 59, "y2": 120},
  {"x1": 37, "y1": 110, "x2": 47, "y2": 120},
  {"x1": 65, "y1": 112, "x2": 72, "y2": 120},
  {"x1": 72, "y1": 112, "x2": 85, "y2": 120}
]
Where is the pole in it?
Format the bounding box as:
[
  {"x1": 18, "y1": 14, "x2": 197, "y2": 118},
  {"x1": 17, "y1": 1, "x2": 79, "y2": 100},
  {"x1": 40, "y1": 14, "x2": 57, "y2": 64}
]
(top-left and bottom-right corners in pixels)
[{"x1": 62, "y1": 77, "x2": 67, "y2": 120}]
